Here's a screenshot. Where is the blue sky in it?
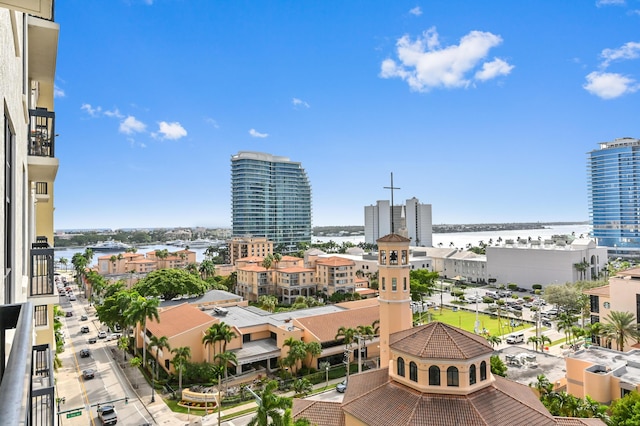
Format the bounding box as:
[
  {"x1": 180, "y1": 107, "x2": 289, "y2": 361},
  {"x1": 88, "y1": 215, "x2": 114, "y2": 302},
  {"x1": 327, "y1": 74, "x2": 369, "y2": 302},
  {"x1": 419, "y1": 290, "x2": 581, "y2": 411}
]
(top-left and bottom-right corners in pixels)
[{"x1": 53, "y1": 0, "x2": 640, "y2": 230}]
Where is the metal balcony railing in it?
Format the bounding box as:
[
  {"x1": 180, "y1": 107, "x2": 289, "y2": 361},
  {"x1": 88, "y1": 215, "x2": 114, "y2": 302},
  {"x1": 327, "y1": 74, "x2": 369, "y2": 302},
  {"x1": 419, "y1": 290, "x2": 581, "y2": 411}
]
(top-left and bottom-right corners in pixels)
[
  {"x1": 31, "y1": 344, "x2": 55, "y2": 426},
  {"x1": 28, "y1": 108, "x2": 55, "y2": 158},
  {"x1": 30, "y1": 237, "x2": 54, "y2": 297},
  {"x1": 0, "y1": 302, "x2": 33, "y2": 426}
]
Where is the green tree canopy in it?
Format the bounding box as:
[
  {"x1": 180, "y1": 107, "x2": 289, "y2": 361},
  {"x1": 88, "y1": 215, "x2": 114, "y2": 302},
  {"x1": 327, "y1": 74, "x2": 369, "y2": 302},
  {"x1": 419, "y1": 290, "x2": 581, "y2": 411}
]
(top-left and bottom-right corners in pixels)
[
  {"x1": 134, "y1": 268, "x2": 208, "y2": 300},
  {"x1": 409, "y1": 269, "x2": 439, "y2": 301},
  {"x1": 610, "y1": 391, "x2": 640, "y2": 425}
]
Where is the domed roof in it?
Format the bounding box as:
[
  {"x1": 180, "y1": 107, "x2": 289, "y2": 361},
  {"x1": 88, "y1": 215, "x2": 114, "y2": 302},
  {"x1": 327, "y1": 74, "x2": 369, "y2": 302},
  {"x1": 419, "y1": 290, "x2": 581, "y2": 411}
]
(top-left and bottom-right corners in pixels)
[{"x1": 390, "y1": 321, "x2": 494, "y2": 360}]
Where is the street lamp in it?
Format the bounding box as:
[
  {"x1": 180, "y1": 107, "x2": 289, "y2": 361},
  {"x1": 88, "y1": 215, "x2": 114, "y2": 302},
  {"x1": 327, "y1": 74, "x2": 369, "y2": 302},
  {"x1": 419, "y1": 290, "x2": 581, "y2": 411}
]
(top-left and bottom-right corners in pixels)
[
  {"x1": 151, "y1": 360, "x2": 156, "y2": 403},
  {"x1": 325, "y1": 364, "x2": 329, "y2": 389}
]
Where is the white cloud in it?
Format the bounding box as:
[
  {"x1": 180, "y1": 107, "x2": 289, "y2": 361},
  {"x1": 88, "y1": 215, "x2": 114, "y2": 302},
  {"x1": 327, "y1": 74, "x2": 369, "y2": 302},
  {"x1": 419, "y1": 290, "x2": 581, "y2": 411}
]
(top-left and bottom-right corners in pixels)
[
  {"x1": 292, "y1": 97, "x2": 310, "y2": 108},
  {"x1": 54, "y1": 85, "x2": 65, "y2": 98},
  {"x1": 475, "y1": 58, "x2": 514, "y2": 81},
  {"x1": 583, "y1": 71, "x2": 640, "y2": 99},
  {"x1": 600, "y1": 41, "x2": 640, "y2": 68},
  {"x1": 205, "y1": 117, "x2": 220, "y2": 128},
  {"x1": 156, "y1": 121, "x2": 187, "y2": 140},
  {"x1": 81, "y1": 103, "x2": 102, "y2": 117},
  {"x1": 409, "y1": 6, "x2": 422, "y2": 16},
  {"x1": 380, "y1": 27, "x2": 512, "y2": 92},
  {"x1": 249, "y1": 129, "x2": 269, "y2": 138},
  {"x1": 596, "y1": 0, "x2": 625, "y2": 6},
  {"x1": 119, "y1": 116, "x2": 146, "y2": 134},
  {"x1": 104, "y1": 108, "x2": 124, "y2": 118}
]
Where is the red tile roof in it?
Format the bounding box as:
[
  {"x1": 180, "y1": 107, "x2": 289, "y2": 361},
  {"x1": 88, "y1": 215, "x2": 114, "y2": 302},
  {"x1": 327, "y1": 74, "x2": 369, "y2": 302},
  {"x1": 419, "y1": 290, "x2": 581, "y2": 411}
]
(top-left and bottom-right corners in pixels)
[
  {"x1": 146, "y1": 303, "x2": 216, "y2": 338},
  {"x1": 376, "y1": 234, "x2": 411, "y2": 243},
  {"x1": 316, "y1": 256, "x2": 355, "y2": 267},
  {"x1": 295, "y1": 306, "x2": 379, "y2": 343},
  {"x1": 390, "y1": 322, "x2": 494, "y2": 360}
]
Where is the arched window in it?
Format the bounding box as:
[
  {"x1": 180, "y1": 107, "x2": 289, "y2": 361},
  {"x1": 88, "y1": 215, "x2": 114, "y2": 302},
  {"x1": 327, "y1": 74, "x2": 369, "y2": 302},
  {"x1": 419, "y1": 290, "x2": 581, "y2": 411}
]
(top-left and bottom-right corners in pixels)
[
  {"x1": 397, "y1": 357, "x2": 405, "y2": 377},
  {"x1": 447, "y1": 366, "x2": 459, "y2": 387},
  {"x1": 480, "y1": 361, "x2": 487, "y2": 381},
  {"x1": 410, "y1": 362, "x2": 418, "y2": 382},
  {"x1": 469, "y1": 364, "x2": 476, "y2": 385},
  {"x1": 428, "y1": 365, "x2": 440, "y2": 386}
]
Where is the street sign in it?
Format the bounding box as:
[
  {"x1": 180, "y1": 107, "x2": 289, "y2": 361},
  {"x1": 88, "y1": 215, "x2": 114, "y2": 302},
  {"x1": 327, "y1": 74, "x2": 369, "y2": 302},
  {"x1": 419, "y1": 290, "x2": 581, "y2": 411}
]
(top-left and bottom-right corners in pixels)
[{"x1": 66, "y1": 411, "x2": 82, "y2": 419}]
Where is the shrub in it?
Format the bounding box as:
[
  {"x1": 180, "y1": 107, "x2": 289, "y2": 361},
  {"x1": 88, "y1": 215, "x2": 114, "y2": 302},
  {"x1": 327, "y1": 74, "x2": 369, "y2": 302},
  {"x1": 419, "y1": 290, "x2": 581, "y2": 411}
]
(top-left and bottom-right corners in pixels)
[
  {"x1": 532, "y1": 284, "x2": 542, "y2": 290},
  {"x1": 508, "y1": 284, "x2": 518, "y2": 291}
]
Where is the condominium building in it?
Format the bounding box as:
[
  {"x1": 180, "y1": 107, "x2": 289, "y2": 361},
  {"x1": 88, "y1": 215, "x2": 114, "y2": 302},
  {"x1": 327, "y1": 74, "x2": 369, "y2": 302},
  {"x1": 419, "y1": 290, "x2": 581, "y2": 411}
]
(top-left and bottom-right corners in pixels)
[
  {"x1": 588, "y1": 137, "x2": 640, "y2": 258},
  {"x1": 0, "y1": 1, "x2": 60, "y2": 424},
  {"x1": 228, "y1": 236, "x2": 273, "y2": 265},
  {"x1": 231, "y1": 151, "x2": 312, "y2": 251},
  {"x1": 364, "y1": 197, "x2": 432, "y2": 246}
]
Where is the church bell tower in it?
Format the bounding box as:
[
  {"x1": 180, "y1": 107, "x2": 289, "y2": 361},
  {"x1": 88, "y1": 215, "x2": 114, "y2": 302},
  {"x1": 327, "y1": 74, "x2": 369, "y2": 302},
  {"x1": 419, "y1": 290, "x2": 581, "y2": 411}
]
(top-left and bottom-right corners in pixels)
[{"x1": 377, "y1": 233, "x2": 412, "y2": 368}]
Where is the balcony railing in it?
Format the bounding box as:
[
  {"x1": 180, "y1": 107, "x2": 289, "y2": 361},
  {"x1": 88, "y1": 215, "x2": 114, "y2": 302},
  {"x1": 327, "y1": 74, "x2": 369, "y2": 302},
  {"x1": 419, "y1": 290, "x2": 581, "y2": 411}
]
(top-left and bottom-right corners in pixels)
[
  {"x1": 31, "y1": 344, "x2": 55, "y2": 425},
  {"x1": 0, "y1": 302, "x2": 33, "y2": 425},
  {"x1": 30, "y1": 237, "x2": 54, "y2": 297},
  {"x1": 28, "y1": 108, "x2": 56, "y2": 158}
]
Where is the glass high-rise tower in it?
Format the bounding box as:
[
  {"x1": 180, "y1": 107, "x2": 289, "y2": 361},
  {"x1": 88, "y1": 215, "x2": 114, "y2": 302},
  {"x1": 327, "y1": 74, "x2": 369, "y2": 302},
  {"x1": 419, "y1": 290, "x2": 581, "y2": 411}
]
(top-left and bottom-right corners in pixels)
[
  {"x1": 588, "y1": 137, "x2": 640, "y2": 257},
  {"x1": 231, "y1": 151, "x2": 312, "y2": 251}
]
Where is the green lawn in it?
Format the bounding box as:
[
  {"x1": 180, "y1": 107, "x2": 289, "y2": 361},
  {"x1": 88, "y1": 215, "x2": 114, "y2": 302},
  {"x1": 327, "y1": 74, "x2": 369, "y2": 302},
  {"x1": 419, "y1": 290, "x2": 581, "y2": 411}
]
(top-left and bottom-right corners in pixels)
[{"x1": 414, "y1": 307, "x2": 529, "y2": 338}]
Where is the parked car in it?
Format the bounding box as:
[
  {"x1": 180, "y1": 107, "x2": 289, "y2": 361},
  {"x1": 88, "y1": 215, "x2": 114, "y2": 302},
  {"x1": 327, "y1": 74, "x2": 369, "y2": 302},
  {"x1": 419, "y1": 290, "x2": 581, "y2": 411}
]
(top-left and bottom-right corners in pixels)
[
  {"x1": 80, "y1": 348, "x2": 91, "y2": 358},
  {"x1": 336, "y1": 380, "x2": 347, "y2": 393},
  {"x1": 80, "y1": 326, "x2": 90, "y2": 333},
  {"x1": 80, "y1": 315, "x2": 88, "y2": 321},
  {"x1": 65, "y1": 311, "x2": 73, "y2": 317},
  {"x1": 88, "y1": 337, "x2": 97, "y2": 344},
  {"x1": 98, "y1": 331, "x2": 107, "y2": 339},
  {"x1": 69, "y1": 294, "x2": 77, "y2": 301},
  {"x1": 82, "y1": 369, "x2": 95, "y2": 379},
  {"x1": 106, "y1": 333, "x2": 122, "y2": 341}
]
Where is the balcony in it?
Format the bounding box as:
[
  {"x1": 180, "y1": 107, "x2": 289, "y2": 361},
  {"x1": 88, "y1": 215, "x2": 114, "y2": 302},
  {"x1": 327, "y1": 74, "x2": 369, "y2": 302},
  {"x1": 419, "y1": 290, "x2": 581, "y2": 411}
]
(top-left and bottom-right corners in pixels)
[
  {"x1": 29, "y1": 237, "x2": 55, "y2": 304},
  {"x1": 0, "y1": 302, "x2": 55, "y2": 426},
  {"x1": 27, "y1": 109, "x2": 58, "y2": 182}
]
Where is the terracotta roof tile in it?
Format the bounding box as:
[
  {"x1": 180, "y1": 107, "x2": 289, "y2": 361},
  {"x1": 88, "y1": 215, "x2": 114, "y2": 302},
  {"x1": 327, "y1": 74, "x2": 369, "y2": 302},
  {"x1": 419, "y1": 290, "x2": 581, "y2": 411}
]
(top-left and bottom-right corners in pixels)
[
  {"x1": 277, "y1": 266, "x2": 315, "y2": 273},
  {"x1": 376, "y1": 234, "x2": 411, "y2": 243},
  {"x1": 390, "y1": 322, "x2": 493, "y2": 360},
  {"x1": 554, "y1": 418, "x2": 606, "y2": 425},
  {"x1": 316, "y1": 256, "x2": 355, "y2": 267},
  {"x1": 147, "y1": 303, "x2": 216, "y2": 338},
  {"x1": 340, "y1": 371, "x2": 557, "y2": 426},
  {"x1": 336, "y1": 298, "x2": 379, "y2": 309},
  {"x1": 295, "y1": 306, "x2": 379, "y2": 343},
  {"x1": 583, "y1": 285, "x2": 609, "y2": 297},
  {"x1": 292, "y1": 400, "x2": 344, "y2": 426}
]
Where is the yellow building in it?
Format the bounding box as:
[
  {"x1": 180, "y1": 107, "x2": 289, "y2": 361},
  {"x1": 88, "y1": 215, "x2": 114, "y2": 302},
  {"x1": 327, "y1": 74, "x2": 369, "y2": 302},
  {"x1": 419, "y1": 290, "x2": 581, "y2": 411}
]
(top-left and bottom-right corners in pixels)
[
  {"x1": 314, "y1": 256, "x2": 357, "y2": 296},
  {"x1": 228, "y1": 236, "x2": 273, "y2": 265}
]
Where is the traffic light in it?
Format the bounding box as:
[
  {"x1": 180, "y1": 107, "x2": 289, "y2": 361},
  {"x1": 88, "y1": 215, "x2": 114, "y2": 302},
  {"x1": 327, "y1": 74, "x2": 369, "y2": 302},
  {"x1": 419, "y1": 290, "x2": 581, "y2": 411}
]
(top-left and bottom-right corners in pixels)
[{"x1": 125, "y1": 397, "x2": 129, "y2": 405}]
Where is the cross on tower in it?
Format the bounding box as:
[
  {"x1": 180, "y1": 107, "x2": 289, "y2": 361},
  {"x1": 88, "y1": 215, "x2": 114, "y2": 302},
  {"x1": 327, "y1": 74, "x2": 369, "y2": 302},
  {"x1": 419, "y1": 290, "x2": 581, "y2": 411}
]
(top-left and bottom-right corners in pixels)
[{"x1": 384, "y1": 172, "x2": 400, "y2": 234}]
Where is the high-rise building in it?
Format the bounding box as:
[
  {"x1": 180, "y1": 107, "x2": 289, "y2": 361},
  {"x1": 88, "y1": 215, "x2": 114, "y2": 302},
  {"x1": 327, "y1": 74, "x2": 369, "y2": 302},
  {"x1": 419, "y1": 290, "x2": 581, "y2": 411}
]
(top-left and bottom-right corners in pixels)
[
  {"x1": 231, "y1": 151, "x2": 312, "y2": 251},
  {"x1": 0, "y1": 1, "x2": 60, "y2": 424},
  {"x1": 588, "y1": 137, "x2": 640, "y2": 257},
  {"x1": 364, "y1": 198, "x2": 432, "y2": 246}
]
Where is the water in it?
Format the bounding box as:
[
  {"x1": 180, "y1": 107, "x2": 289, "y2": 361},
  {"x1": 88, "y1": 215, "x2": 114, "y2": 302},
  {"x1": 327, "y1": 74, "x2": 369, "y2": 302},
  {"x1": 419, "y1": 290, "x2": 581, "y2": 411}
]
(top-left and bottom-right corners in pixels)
[
  {"x1": 313, "y1": 223, "x2": 592, "y2": 248},
  {"x1": 54, "y1": 223, "x2": 592, "y2": 265}
]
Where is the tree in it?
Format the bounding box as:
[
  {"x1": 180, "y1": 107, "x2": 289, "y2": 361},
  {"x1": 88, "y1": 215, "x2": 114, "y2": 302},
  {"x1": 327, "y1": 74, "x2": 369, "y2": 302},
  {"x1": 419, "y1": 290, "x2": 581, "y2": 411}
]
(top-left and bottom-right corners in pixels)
[
  {"x1": 409, "y1": 269, "x2": 438, "y2": 302},
  {"x1": 282, "y1": 337, "x2": 307, "y2": 375},
  {"x1": 609, "y1": 390, "x2": 640, "y2": 425},
  {"x1": 557, "y1": 312, "x2": 578, "y2": 344},
  {"x1": 125, "y1": 295, "x2": 160, "y2": 366},
  {"x1": 202, "y1": 325, "x2": 219, "y2": 363},
  {"x1": 117, "y1": 336, "x2": 129, "y2": 361},
  {"x1": 539, "y1": 335, "x2": 551, "y2": 352},
  {"x1": 292, "y1": 378, "x2": 313, "y2": 397},
  {"x1": 490, "y1": 355, "x2": 507, "y2": 377},
  {"x1": 258, "y1": 295, "x2": 278, "y2": 313},
  {"x1": 171, "y1": 346, "x2": 192, "y2": 394},
  {"x1": 134, "y1": 268, "x2": 208, "y2": 301},
  {"x1": 58, "y1": 257, "x2": 68, "y2": 271},
  {"x1": 485, "y1": 335, "x2": 502, "y2": 348},
  {"x1": 199, "y1": 259, "x2": 216, "y2": 280},
  {"x1": 71, "y1": 252, "x2": 88, "y2": 285},
  {"x1": 248, "y1": 380, "x2": 293, "y2": 426},
  {"x1": 303, "y1": 341, "x2": 322, "y2": 369},
  {"x1": 602, "y1": 311, "x2": 640, "y2": 351},
  {"x1": 215, "y1": 350, "x2": 238, "y2": 388},
  {"x1": 527, "y1": 336, "x2": 540, "y2": 352},
  {"x1": 148, "y1": 335, "x2": 171, "y2": 380},
  {"x1": 335, "y1": 326, "x2": 357, "y2": 380}
]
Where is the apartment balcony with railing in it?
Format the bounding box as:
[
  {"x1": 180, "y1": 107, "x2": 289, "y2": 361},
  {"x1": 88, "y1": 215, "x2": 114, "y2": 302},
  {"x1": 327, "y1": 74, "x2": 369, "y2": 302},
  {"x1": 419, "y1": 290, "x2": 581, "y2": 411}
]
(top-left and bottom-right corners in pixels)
[
  {"x1": 0, "y1": 302, "x2": 55, "y2": 426},
  {"x1": 27, "y1": 108, "x2": 59, "y2": 182}
]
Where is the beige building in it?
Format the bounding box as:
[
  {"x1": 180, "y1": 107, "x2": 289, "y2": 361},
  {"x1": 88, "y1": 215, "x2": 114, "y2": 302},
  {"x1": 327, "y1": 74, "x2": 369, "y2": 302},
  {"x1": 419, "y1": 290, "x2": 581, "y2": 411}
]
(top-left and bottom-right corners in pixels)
[
  {"x1": 313, "y1": 256, "x2": 357, "y2": 296},
  {"x1": 0, "y1": 1, "x2": 60, "y2": 424},
  {"x1": 228, "y1": 236, "x2": 273, "y2": 265},
  {"x1": 96, "y1": 249, "x2": 196, "y2": 276}
]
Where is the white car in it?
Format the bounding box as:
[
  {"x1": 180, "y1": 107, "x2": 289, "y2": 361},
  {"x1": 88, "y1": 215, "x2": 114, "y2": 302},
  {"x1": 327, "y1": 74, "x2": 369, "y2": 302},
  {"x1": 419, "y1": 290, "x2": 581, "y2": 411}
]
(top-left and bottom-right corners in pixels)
[
  {"x1": 98, "y1": 331, "x2": 107, "y2": 339},
  {"x1": 106, "y1": 333, "x2": 122, "y2": 341}
]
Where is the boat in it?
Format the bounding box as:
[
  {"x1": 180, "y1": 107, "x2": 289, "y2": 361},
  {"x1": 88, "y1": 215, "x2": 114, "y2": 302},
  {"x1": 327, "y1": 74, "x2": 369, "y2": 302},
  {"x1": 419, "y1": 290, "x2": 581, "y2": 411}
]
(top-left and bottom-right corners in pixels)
[
  {"x1": 177, "y1": 239, "x2": 218, "y2": 249},
  {"x1": 87, "y1": 241, "x2": 131, "y2": 252}
]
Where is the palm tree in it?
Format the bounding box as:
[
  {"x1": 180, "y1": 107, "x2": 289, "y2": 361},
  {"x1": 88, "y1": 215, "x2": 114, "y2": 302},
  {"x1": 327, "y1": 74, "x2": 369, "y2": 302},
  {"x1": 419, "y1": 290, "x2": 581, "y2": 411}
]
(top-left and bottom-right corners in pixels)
[
  {"x1": 292, "y1": 378, "x2": 312, "y2": 397},
  {"x1": 217, "y1": 321, "x2": 236, "y2": 355},
  {"x1": 273, "y1": 252, "x2": 282, "y2": 270},
  {"x1": 258, "y1": 295, "x2": 277, "y2": 313},
  {"x1": 557, "y1": 313, "x2": 577, "y2": 344},
  {"x1": 215, "y1": 350, "x2": 238, "y2": 389},
  {"x1": 248, "y1": 380, "x2": 292, "y2": 426},
  {"x1": 539, "y1": 335, "x2": 552, "y2": 352},
  {"x1": 125, "y1": 295, "x2": 160, "y2": 366},
  {"x1": 148, "y1": 335, "x2": 171, "y2": 380},
  {"x1": 527, "y1": 336, "x2": 540, "y2": 352},
  {"x1": 199, "y1": 259, "x2": 216, "y2": 279},
  {"x1": 601, "y1": 311, "x2": 640, "y2": 351},
  {"x1": 486, "y1": 335, "x2": 502, "y2": 348},
  {"x1": 304, "y1": 341, "x2": 322, "y2": 369},
  {"x1": 171, "y1": 346, "x2": 191, "y2": 393},
  {"x1": 58, "y1": 257, "x2": 68, "y2": 271},
  {"x1": 335, "y1": 326, "x2": 357, "y2": 380},
  {"x1": 202, "y1": 324, "x2": 221, "y2": 363}
]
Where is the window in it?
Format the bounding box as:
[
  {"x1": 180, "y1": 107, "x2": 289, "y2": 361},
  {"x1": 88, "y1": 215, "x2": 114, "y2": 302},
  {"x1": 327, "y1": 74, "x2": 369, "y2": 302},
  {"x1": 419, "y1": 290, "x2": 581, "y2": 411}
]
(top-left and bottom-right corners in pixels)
[
  {"x1": 410, "y1": 361, "x2": 418, "y2": 382},
  {"x1": 397, "y1": 357, "x2": 405, "y2": 377},
  {"x1": 469, "y1": 364, "x2": 476, "y2": 385},
  {"x1": 480, "y1": 361, "x2": 487, "y2": 381},
  {"x1": 447, "y1": 366, "x2": 459, "y2": 387},
  {"x1": 4, "y1": 113, "x2": 14, "y2": 303},
  {"x1": 392, "y1": 278, "x2": 397, "y2": 291},
  {"x1": 590, "y1": 295, "x2": 600, "y2": 313},
  {"x1": 34, "y1": 305, "x2": 47, "y2": 327},
  {"x1": 382, "y1": 277, "x2": 385, "y2": 291},
  {"x1": 389, "y1": 250, "x2": 398, "y2": 265},
  {"x1": 380, "y1": 250, "x2": 386, "y2": 265},
  {"x1": 403, "y1": 277, "x2": 407, "y2": 291},
  {"x1": 428, "y1": 365, "x2": 440, "y2": 385},
  {"x1": 402, "y1": 250, "x2": 408, "y2": 265}
]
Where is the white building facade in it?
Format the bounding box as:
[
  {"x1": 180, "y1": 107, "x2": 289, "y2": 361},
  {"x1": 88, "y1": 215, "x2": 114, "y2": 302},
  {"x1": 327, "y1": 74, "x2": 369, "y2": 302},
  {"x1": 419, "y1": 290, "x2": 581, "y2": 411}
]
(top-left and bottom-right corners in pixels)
[{"x1": 365, "y1": 198, "x2": 432, "y2": 246}]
